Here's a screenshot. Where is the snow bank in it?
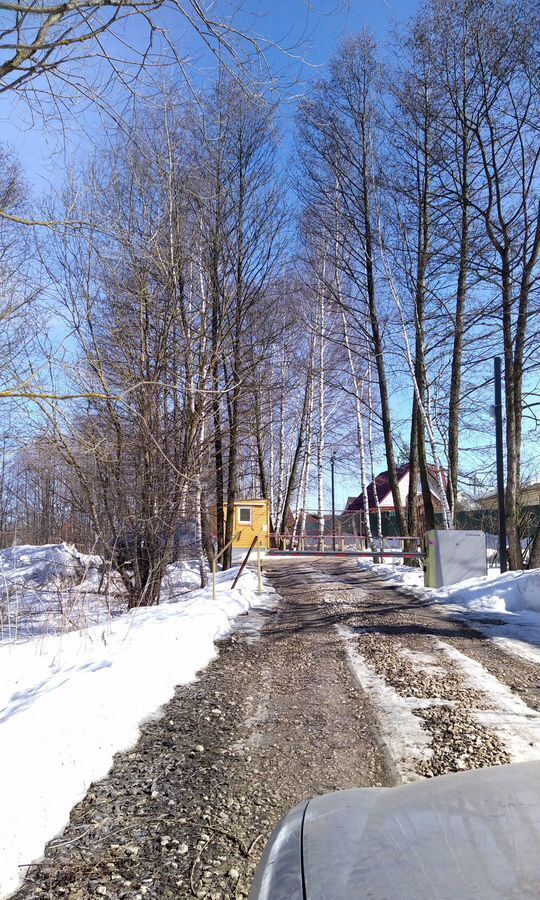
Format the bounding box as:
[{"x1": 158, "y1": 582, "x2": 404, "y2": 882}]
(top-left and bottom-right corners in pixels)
[
  {"x1": 433, "y1": 569, "x2": 540, "y2": 615},
  {"x1": 160, "y1": 558, "x2": 208, "y2": 600},
  {"x1": 357, "y1": 558, "x2": 426, "y2": 592},
  {"x1": 0, "y1": 566, "x2": 275, "y2": 898},
  {"x1": 0, "y1": 543, "x2": 102, "y2": 590},
  {"x1": 0, "y1": 543, "x2": 124, "y2": 641},
  {"x1": 0, "y1": 545, "x2": 211, "y2": 641},
  {"x1": 355, "y1": 557, "x2": 540, "y2": 615}
]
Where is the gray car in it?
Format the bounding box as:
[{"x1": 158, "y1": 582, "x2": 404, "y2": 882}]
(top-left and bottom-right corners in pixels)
[{"x1": 249, "y1": 761, "x2": 540, "y2": 899}]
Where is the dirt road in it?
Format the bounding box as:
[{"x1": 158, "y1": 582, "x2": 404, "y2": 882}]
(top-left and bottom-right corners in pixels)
[{"x1": 15, "y1": 559, "x2": 540, "y2": 900}]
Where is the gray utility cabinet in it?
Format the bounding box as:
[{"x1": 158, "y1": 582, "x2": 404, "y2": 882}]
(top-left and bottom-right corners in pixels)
[{"x1": 424, "y1": 530, "x2": 487, "y2": 588}]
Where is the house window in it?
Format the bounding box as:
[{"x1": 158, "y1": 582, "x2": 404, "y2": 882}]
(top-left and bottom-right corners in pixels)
[{"x1": 238, "y1": 506, "x2": 253, "y2": 525}]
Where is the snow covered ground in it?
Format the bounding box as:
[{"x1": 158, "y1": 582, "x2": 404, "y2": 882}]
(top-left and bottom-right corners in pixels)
[
  {"x1": 0, "y1": 545, "x2": 276, "y2": 898},
  {"x1": 358, "y1": 558, "x2": 540, "y2": 664},
  {"x1": 0, "y1": 543, "x2": 119, "y2": 641},
  {"x1": 0, "y1": 544, "x2": 211, "y2": 641}
]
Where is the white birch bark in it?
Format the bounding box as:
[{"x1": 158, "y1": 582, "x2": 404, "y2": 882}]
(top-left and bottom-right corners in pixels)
[
  {"x1": 342, "y1": 313, "x2": 374, "y2": 552},
  {"x1": 194, "y1": 223, "x2": 212, "y2": 587},
  {"x1": 367, "y1": 352, "x2": 383, "y2": 542},
  {"x1": 275, "y1": 352, "x2": 286, "y2": 536},
  {"x1": 268, "y1": 401, "x2": 275, "y2": 532},
  {"x1": 376, "y1": 218, "x2": 452, "y2": 528},
  {"x1": 195, "y1": 419, "x2": 207, "y2": 587}
]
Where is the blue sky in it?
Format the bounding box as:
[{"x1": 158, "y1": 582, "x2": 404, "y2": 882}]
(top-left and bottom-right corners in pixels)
[
  {"x1": 2, "y1": 0, "x2": 527, "y2": 511},
  {"x1": 1, "y1": 0, "x2": 425, "y2": 511},
  {"x1": 1, "y1": 0, "x2": 419, "y2": 193}
]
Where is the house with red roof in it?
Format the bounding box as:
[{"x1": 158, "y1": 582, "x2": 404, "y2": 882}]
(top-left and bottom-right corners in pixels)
[{"x1": 345, "y1": 463, "x2": 447, "y2": 532}]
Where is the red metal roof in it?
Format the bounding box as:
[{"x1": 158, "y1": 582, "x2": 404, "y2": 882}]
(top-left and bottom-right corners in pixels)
[{"x1": 346, "y1": 463, "x2": 447, "y2": 512}]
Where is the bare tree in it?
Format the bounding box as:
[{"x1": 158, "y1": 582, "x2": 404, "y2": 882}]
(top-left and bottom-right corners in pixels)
[
  {"x1": 0, "y1": 0, "x2": 273, "y2": 104},
  {"x1": 297, "y1": 31, "x2": 409, "y2": 538},
  {"x1": 35, "y1": 100, "x2": 223, "y2": 605},
  {"x1": 195, "y1": 77, "x2": 286, "y2": 567},
  {"x1": 466, "y1": 1, "x2": 540, "y2": 567}
]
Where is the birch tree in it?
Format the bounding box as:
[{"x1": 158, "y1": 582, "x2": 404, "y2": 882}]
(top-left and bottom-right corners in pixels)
[
  {"x1": 297, "y1": 31, "x2": 409, "y2": 538},
  {"x1": 315, "y1": 253, "x2": 327, "y2": 550}
]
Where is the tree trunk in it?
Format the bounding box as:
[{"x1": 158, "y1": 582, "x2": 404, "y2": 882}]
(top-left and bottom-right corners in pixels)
[
  {"x1": 527, "y1": 527, "x2": 540, "y2": 570},
  {"x1": 342, "y1": 313, "x2": 374, "y2": 552},
  {"x1": 367, "y1": 353, "x2": 383, "y2": 542},
  {"x1": 446, "y1": 143, "x2": 469, "y2": 518},
  {"x1": 501, "y1": 255, "x2": 521, "y2": 570},
  {"x1": 316, "y1": 267, "x2": 326, "y2": 551},
  {"x1": 361, "y1": 118, "x2": 407, "y2": 538},
  {"x1": 406, "y1": 395, "x2": 420, "y2": 561},
  {"x1": 254, "y1": 389, "x2": 268, "y2": 499},
  {"x1": 279, "y1": 371, "x2": 311, "y2": 536}
]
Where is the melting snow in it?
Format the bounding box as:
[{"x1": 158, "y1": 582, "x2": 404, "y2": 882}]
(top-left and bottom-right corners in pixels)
[
  {"x1": 357, "y1": 559, "x2": 540, "y2": 665},
  {"x1": 0, "y1": 550, "x2": 275, "y2": 898},
  {"x1": 337, "y1": 625, "x2": 432, "y2": 782},
  {"x1": 438, "y1": 641, "x2": 540, "y2": 762}
]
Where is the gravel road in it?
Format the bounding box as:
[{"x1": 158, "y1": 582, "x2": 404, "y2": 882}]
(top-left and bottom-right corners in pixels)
[{"x1": 13, "y1": 558, "x2": 540, "y2": 900}]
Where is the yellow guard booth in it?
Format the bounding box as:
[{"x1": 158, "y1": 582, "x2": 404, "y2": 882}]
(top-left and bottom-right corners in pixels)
[{"x1": 214, "y1": 499, "x2": 270, "y2": 549}]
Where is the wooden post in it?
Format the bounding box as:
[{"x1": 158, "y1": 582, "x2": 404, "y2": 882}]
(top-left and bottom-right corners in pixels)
[
  {"x1": 212, "y1": 531, "x2": 240, "y2": 600},
  {"x1": 257, "y1": 541, "x2": 263, "y2": 594},
  {"x1": 232, "y1": 536, "x2": 258, "y2": 589}
]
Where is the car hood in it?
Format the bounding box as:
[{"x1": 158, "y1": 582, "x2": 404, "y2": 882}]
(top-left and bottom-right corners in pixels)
[{"x1": 249, "y1": 761, "x2": 540, "y2": 899}]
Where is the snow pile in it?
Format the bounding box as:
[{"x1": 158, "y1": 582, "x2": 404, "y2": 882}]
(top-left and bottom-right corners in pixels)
[
  {"x1": 357, "y1": 559, "x2": 426, "y2": 592},
  {"x1": 0, "y1": 565, "x2": 275, "y2": 898},
  {"x1": 0, "y1": 543, "x2": 102, "y2": 590},
  {"x1": 357, "y1": 556, "x2": 540, "y2": 617},
  {"x1": 0, "y1": 546, "x2": 213, "y2": 641},
  {"x1": 160, "y1": 558, "x2": 207, "y2": 600},
  {"x1": 434, "y1": 569, "x2": 540, "y2": 615},
  {"x1": 0, "y1": 543, "x2": 124, "y2": 641}
]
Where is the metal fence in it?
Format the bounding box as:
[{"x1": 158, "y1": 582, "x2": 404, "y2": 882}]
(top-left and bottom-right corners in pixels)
[{"x1": 435, "y1": 506, "x2": 540, "y2": 539}]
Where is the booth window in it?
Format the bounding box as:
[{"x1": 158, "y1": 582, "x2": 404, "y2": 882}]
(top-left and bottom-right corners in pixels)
[{"x1": 238, "y1": 506, "x2": 253, "y2": 525}]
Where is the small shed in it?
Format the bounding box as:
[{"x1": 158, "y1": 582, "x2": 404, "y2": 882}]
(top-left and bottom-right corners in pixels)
[{"x1": 213, "y1": 499, "x2": 270, "y2": 549}]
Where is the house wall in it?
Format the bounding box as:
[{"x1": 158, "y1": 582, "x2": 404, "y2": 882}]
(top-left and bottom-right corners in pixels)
[
  {"x1": 377, "y1": 471, "x2": 411, "y2": 509},
  {"x1": 377, "y1": 471, "x2": 447, "y2": 512},
  {"x1": 479, "y1": 484, "x2": 540, "y2": 511},
  {"x1": 212, "y1": 501, "x2": 270, "y2": 549},
  {"x1": 399, "y1": 471, "x2": 411, "y2": 506}
]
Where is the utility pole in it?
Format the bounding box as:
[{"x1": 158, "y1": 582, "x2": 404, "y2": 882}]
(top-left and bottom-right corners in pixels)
[
  {"x1": 331, "y1": 450, "x2": 337, "y2": 551},
  {"x1": 494, "y1": 357, "x2": 508, "y2": 573}
]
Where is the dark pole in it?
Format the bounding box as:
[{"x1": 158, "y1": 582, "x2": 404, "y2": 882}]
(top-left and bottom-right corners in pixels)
[
  {"x1": 494, "y1": 356, "x2": 508, "y2": 573},
  {"x1": 331, "y1": 451, "x2": 336, "y2": 551}
]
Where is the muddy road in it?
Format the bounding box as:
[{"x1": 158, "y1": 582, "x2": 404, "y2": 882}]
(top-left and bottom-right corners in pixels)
[{"x1": 14, "y1": 558, "x2": 540, "y2": 899}]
